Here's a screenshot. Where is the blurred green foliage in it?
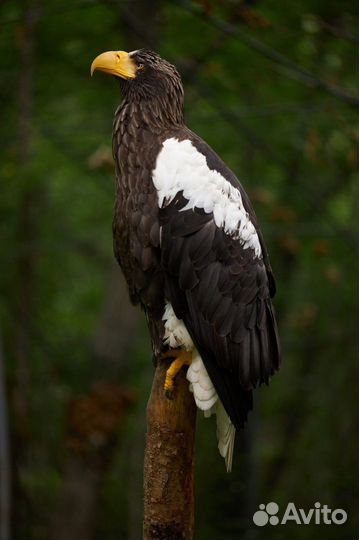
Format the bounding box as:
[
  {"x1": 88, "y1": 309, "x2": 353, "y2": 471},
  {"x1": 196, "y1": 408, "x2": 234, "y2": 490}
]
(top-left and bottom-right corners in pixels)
[{"x1": 0, "y1": 1, "x2": 358, "y2": 539}]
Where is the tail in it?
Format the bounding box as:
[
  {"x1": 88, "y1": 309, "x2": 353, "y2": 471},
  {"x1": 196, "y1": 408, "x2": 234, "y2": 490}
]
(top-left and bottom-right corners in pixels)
[
  {"x1": 187, "y1": 351, "x2": 236, "y2": 472},
  {"x1": 215, "y1": 401, "x2": 236, "y2": 472}
]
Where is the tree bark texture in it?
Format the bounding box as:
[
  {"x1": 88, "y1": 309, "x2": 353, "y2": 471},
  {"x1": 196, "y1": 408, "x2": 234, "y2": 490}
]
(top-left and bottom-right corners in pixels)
[{"x1": 143, "y1": 360, "x2": 197, "y2": 540}]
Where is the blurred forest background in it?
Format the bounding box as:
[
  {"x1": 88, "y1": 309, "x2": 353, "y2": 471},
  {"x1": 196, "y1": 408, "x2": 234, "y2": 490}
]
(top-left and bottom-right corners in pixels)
[{"x1": 0, "y1": 0, "x2": 358, "y2": 539}]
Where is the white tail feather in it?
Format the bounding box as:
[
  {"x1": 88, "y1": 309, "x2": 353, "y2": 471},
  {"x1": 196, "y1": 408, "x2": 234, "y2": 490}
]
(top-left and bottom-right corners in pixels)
[
  {"x1": 186, "y1": 352, "x2": 236, "y2": 471},
  {"x1": 215, "y1": 401, "x2": 236, "y2": 472}
]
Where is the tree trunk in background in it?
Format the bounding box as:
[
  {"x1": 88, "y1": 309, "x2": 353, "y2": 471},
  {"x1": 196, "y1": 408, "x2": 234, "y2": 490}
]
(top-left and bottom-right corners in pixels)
[
  {"x1": 12, "y1": 3, "x2": 39, "y2": 537},
  {"x1": 13, "y1": 0, "x2": 38, "y2": 441},
  {"x1": 0, "y1": 331, "x2": 11, "y2": 540},
  {"x1": 143, "y1": 361, "x2": 197, "y2": 540}
]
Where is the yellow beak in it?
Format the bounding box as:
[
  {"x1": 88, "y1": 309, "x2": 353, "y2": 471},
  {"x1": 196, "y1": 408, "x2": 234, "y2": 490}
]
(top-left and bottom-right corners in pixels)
[{"x1": 91, "y1": 50, "x2": 137, "y2": 79}]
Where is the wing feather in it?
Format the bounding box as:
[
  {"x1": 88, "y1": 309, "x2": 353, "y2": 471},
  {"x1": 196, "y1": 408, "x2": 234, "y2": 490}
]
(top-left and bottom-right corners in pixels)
[{"x1": 160, "y1": 203, "x2": 280, "y2": 427}]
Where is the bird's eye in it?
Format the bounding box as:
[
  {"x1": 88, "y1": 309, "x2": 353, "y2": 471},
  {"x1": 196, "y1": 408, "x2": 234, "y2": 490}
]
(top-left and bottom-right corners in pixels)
[{"x1": 138, "y1": 63, "x2": 144, "y2": 70}]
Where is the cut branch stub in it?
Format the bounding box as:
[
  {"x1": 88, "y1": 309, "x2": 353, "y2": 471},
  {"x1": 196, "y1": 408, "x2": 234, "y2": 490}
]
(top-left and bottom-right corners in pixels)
[{"x1": 143, "y1": 358, "x2": 197, "y2": 540}]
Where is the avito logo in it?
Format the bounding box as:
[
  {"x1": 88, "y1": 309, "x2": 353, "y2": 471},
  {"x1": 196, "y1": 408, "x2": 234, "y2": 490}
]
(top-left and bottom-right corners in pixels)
[{"x1": 253, "y1": 502, "x2": 347, "y2": 526}]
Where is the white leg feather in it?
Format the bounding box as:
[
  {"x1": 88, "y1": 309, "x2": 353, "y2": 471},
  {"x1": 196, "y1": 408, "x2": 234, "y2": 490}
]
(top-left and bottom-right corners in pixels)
[{"x1": 186, "y1": 351, "x2": 218, "y2": 410}]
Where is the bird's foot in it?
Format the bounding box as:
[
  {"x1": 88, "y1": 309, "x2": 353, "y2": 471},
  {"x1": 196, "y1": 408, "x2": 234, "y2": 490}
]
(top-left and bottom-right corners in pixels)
[{"x1": 162, "y1": 349, "x2": 192, "y2": 399}]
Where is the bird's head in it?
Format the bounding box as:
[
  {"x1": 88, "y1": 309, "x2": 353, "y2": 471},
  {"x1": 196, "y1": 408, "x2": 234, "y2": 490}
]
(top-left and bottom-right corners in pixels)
[{"x1": 91, "y1": 49, "x2": 184, "y2": 117}]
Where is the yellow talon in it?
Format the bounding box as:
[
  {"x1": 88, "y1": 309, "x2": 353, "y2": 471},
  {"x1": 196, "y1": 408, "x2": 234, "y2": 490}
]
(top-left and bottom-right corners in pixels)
[{"x1": 162, "y1": 349, "x2": 192, "y2": 398}]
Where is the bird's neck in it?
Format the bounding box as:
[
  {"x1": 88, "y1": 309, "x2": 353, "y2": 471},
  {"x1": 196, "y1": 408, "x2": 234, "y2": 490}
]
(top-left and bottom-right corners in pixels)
[
  {"x1": 113, "y1": 99, "x2": 185, "y2": 194},
  {"x1": 116, "y1": 95, "x2": 184, "y2": 136}
]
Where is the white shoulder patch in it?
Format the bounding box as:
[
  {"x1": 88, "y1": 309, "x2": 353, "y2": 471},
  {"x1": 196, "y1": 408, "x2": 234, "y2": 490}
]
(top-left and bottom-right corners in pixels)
[{"x1": 152, "y1": 137, "x2": 262, "y2": 257}]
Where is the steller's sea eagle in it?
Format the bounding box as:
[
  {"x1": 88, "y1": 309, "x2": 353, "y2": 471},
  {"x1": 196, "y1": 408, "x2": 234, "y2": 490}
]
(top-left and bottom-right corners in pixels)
[{"x1": 91, "y1": 49, "x2": 280, "y2": 471}]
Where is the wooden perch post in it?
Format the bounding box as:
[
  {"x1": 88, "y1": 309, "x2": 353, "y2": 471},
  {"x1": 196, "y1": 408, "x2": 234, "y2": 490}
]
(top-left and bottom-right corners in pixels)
[{"x1": 143, "y1": 359, "x2": 197, "y2": 540}]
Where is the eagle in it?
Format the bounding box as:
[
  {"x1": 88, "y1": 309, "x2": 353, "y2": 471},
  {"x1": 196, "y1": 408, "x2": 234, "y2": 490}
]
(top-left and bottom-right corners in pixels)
[{"x1": 91, "y1": 49, "x2": 280, "y2": 471}]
